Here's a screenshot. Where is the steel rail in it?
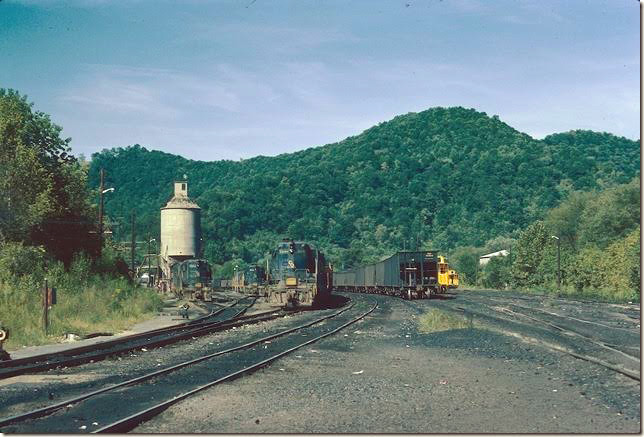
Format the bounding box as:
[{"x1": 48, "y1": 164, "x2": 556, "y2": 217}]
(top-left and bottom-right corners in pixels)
[
  {"x1": 462, "y1": 289, "x2": 641, "y2": 309},
  {"x1": 492, "y1": 306, "x2": 640, "y2": 363},
  {"x1": 468, "y1": 295, "x2": 639, "y2": 333},
  {"x1": 446, "y1": 304, "x2": 641, "y2": 382},
  {"x1": 0, "y1": 298, "x2": 268, "y2": 379},
  {"x1": 393, "y1": 294, "x2": 641, "y2": 382},
  {"x1": 0, "y1": 297, "x2": 248, "y2": 370},
  {"x1": 0, "y1": 302, "x2": 359, "y2": 429},
  {"x1": 459, "y1": 295, "x2": 641, "y2": 361},
  {"x1": 92, "y1": 300, "x2": 378, "y2": 433},
  {"x1": 507, "y1": 301, "x2": 639, "y2": 333}
]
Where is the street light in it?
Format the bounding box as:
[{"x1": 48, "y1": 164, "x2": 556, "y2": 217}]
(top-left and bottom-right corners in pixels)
[
  {"x1": 98, "y1": 169, "x2": 115, "y2": 256},
  {"x1": 551, "y1": 235, "x2": 560, "y2": 291}
]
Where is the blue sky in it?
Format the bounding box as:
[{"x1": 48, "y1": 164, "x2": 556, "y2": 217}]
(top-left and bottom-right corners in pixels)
[{"x1": 0, "y1": 0, "x2": 639, "y2": 161}]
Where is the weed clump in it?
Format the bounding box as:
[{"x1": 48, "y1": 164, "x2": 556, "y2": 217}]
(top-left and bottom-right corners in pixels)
[
  {"x1": 417, "y1": 309, "x2": 470, "y2": 333},
  {"x1": 0, "y1": 244, "x2": 164, "y2": 350}
]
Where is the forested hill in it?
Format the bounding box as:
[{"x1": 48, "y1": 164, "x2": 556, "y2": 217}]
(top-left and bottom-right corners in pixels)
[{"x1": 89, "y1": 107, "x2": 640, "y2": 267}]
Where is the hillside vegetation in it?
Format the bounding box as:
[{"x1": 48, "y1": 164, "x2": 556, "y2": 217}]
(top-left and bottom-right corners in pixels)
[
  {"x1": 89, "y1": 107, "x2": 640, "y2": 276},
  {"x1": 0, "y1": 89, "x2": 163, "y2": 349},
  {"x1": 457, "y1": 177, "x2": 640, "y2": 301}
]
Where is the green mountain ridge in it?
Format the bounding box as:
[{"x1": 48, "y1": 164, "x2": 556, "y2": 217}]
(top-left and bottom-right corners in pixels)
[{"x1": 89, "y1": 106, "x2": 640, "y2": 267}]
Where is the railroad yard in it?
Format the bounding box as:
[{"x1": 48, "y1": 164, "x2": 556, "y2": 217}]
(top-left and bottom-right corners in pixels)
[
  {"x1": 0, "y1": 290, "x2": 639, "y2": 434},
  {"x1": 1, "y1": 2, "x2": 640, "y2": 435}
]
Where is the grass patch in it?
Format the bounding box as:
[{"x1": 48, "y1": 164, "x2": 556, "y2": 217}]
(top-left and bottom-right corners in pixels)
[
  {"x1": 0, "y1": 276, "x2": 164, "y2": 351},
  {"x1": 417, "y1": 309, "x2": 471, "y2": 333}
]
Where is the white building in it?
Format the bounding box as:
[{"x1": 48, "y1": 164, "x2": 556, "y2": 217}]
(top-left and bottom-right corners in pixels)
[{"x1": 479, "y1": 249, "x2": 509, "y2": 266}]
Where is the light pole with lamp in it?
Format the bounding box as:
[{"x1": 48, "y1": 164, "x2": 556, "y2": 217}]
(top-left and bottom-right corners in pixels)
[
  {"x1": 97, "y1": 168, "x2": 115, "y2": 257},
  {"x1": 551, "y1": 235, "x2": 560, "y2": 291}
]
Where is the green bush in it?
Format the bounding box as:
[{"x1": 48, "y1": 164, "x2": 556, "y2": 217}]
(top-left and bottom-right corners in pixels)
[
  {"x1": 568, "y1": 228, "x2": 640, "y2": 299},
  {"x1": 478, "y1": 254, "x2": 513, "y2": 289},
  {"x1": 0, "y1": 242, "x2": 47, "y2": 282},
  {"x1": 449, "y1": 246, "x2": 480, "y2": 285},
  {"x1": 510, "y1": 221, "x2": 550, "y2": 287}
]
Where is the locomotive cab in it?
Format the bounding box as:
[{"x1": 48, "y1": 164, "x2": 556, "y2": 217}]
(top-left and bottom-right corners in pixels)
[
  {"x1": 267, "y1": 239, "x2": 331, "y2": 306},
  {"x1": 437, "y1": 256, "x2": 459, "y2": 293}
]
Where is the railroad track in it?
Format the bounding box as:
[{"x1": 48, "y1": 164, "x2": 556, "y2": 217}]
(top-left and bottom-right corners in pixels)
[
  {"x1": 463, "y1": 294, "x2": 641, "y2": 350},
  {"x1": 449, "y1": 303, "x2": 639, "y2": 381},
  {"x1": 387, "y1": 292, "x2": 641, "y2": 381},
  {"x1": 0, "y1": 299, "x2": 377, "y2": 433},
  {"x1": 0, "y1": 296, "x2": 285, "y2": 379}
]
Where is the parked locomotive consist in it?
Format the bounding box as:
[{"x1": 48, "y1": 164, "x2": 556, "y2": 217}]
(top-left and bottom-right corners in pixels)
[
  {"x1": 437, "y1": 255, "x2": 459, "y2": 293},
  {"x1": 265, "y1": 239, "x2": 332, "y2": 306},
  {"x1": 212, "y1": 264, "x2": 267, "y2": 292},
  {"x1": 334, "y1": 251, "x2": 458, "y2": 299},
  {"x1": 213, "y1": 278, "x2": 232, "y2": 289},
  {"x1": 171, "y1": 258, "x2": 213, "y2": 300},
  {"x1": 241, "y1": 264, "x2": 267, "y2": 293}
]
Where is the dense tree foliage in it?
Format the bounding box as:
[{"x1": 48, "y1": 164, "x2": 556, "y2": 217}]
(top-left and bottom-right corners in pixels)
[
  {"x1": 475, "y1": 177, "x2": 640, "y2": 299},
  {"x1": 89, "y1": 107, "x2": 640, "y2": 273},
  {"x1": 0, "y1": 89, "x2": 98, "y2": 264},
  {"x1": 0, "y1": 91, "x2": 161, "y2": 348}
]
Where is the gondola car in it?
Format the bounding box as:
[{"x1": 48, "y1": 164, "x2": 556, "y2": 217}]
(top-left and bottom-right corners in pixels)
[{"x1": 334, "y1": 251, "x2": 458, "y2": 299}]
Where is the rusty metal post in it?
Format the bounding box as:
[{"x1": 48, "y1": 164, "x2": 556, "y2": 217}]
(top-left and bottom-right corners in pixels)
[{"x1": 42, "y1": 279, "x2": 49, "y2": 334}]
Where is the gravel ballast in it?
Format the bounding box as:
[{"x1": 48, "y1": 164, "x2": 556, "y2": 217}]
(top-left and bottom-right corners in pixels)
[{"x1": 136, "y1": 292, "x2": 640, "y2": 433}]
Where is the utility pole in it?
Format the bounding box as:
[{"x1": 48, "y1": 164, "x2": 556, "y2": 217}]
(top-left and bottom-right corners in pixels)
[
  {"x1": 147, "y1": 234, "x2": 151, "y2": 287},
  {"x1": 131, "y1": 210, "x2": 136, "y2": 275},
  {"x1": 98, "y1": 168, "x2": 104, "y2": 256},
  {"x1": 551, "y1": 235, "x2": 561, "y2": 291},
  {"x1": 556, "y1": 238, "x2": 561, "y2": 290}
]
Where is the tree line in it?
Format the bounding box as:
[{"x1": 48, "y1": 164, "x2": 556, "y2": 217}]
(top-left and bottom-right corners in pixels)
[
  {"x1": 0, "y1": 89, "x2": 162, "y2": 348},
  {"x1": 89, "y1": 107, "x2": 639, "y2": 294},
  {"x1": 1, "y1": 89, "x2": 638, "y2": 302},
  {"x1": 452, "y1": 177, "x2": 640, "y2": 300}
]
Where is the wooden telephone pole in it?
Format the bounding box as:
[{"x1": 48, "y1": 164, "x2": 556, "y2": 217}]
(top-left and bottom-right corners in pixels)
[{"x1": 131, "y1": 210, "x2": 136, "y2": 274}]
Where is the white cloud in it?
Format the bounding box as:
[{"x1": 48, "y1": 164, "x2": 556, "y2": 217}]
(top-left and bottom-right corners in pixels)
[{"x1": 60, "y1": 63, "x2": 282, "y2": 119}]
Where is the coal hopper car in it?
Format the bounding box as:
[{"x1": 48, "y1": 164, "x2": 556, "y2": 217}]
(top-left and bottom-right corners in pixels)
[{"x1": 334, "y1": 250, "x2": 457, "y2": 299}]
